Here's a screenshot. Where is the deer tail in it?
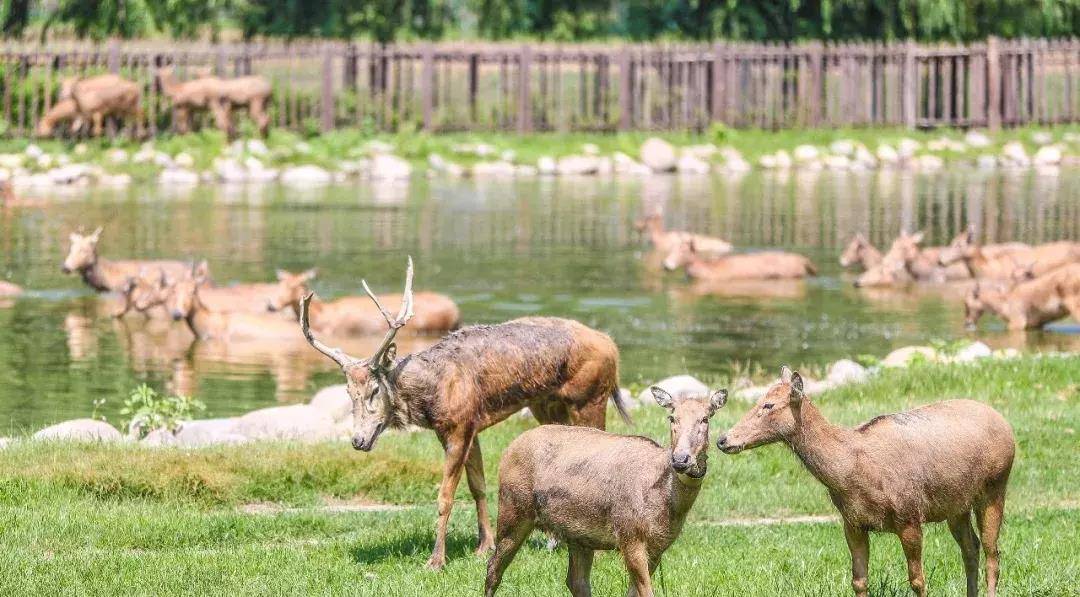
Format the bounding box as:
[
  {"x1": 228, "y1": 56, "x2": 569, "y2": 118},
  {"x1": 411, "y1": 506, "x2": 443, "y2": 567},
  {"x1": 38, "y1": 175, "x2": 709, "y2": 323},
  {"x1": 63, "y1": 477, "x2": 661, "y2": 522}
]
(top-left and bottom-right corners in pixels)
[{"x1": 611, "y1": 384, "x2": 634, "y2": 427}]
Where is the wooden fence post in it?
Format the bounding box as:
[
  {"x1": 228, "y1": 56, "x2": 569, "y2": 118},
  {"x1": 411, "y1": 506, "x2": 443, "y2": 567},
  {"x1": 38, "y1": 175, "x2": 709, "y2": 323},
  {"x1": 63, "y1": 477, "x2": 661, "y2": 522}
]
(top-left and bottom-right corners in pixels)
[
  {"x1": 108, "y1": 40, "x2": 120, "y2": 73},
  {"x1": 986, "y1": 36, "x2": 1001, "y2": 130},
  {"x1": 518, "y1": 45, "x2": 533, "y2": 133},
  {"x1": 421, "y1": 44, "x2": 435, "y2": 132},
  {"x1": 618, "y1": 46, "x2": 632, "y2": 130},
  {"x1": 902, "y1": 39, "x2": 917, "y2": 128},
  {"x1": 321, "y1": 47, "x2": 334, "y2": 133},
  {"x1": 343, "y1": 44, "x2": 357, "y2": 89},
  {"x1": 808, "y1": 41, "x2": 824, "y2": 126},
  {"x1": 711, "y1": 42, "x2": 724, "y2": 123}
]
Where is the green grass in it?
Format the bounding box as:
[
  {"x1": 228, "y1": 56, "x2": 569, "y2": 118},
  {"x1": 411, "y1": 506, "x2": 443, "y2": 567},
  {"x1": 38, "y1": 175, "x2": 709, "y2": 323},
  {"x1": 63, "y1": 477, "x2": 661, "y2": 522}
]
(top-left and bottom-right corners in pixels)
[{"x1": 0, "y1": 355, "x2": 1077, "y2": 595}]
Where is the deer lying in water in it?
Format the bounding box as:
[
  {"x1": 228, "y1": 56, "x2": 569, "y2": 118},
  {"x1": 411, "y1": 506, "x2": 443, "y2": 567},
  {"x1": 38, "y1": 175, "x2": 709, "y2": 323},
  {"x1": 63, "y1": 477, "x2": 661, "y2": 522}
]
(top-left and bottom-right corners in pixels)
[
  {"x1": 300, "y1": 258, "x2": 631, "y2": 569},
  {"x1": 166, "y1": 265, "x2": 300, "y2": 341},
  {"x1": 266, "y1": 268, "x2": 460, "y2": 335},
  {"x1": 115, "y1": 261, "x2": 280, "y2": 318},
  {"x1": 854, "y1": 231, "x2": 1029, "y2": 288},
  {"x1": 964, "y1": 262, "x2": 1080, "y2": 330},
  {"x1": 838, "y1": 233, "x2": 882, "y2": 270},
  {"x1": 939, "y1": 225, "x2": 1080, "y2": 279},
  {"x1": 62, "y1": 227, "x2": 191, "y2": 293},
  {"x1": 634, "y1": 213, "x2": 733, "y2": 257},
  {"x1": 40, "y1": 75, "x2": 143, "y2": 138},
  {"x1": 663, "y1": 238, "x2": 816, "y2": 280},
  {"x1": 718, "y1": 366, "x2": 1015, "y2": 597},
  {"x1": 485, "y1": 386, "x2": 727, "y2": 597}
]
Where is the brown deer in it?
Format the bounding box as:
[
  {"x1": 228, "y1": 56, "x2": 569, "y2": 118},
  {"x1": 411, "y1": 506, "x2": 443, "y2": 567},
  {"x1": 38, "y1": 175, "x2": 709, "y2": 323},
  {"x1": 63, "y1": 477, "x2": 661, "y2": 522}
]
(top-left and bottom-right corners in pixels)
[
  {"x1": 47, "y1": 74, "x2": 143, "y2": 138},
  {"x1": 838, "y1": 233, "x2": 882, "y2": 270},
  {"x1": 34, "y1": 97, "x2": 86, "y2": 137},
  {"x1": 62, "y1": 227, "x2": 191, "y2": 293},
  {"x1": 718, "y1": 366, "x2": 1015, "y2": 597},
  {"x1": 634, "y1": 212, "x2": 733, "y2": 257},
  {"x1": 964, "y1": 262, "x2": 1080, "y2": 330},
  {"x1": 485, "y1": 386, "x2": 727, "y2": 597},
  {"x1": 663, "y1": 238, "x2": 816, "y2": 281},
  {"x1": 166, "y1": 265, "x2": 300, "y2": 341},
  {"x1": 299, "y1": 258, "x2": 631, "y2": 570},
  {"x1": 215, "y1": 74, "x2": 273, "y2": 138},
  {"x1": 156, "y1": 67, "x2": 232, "y2": 134},
  {"x1": 116, "y1": 261, "x2": 281, "y2": 317},
  {"x1": 938, "y1": 225, "x2": 1080, "y2": 279},
  {"x1": 266, "y1": 268, "x2": 460, "y2": 335},
  {"x1": 854, "y1": 231, "x2": 1030, "y2": 288}
]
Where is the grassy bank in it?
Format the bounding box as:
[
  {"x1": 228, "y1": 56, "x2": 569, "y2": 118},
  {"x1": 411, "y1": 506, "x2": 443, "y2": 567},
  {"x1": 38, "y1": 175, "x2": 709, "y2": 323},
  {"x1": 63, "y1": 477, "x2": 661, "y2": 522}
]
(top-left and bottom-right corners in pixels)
[{"x1": 0, "y1": 355, "x2": 1077, "y2": 595}]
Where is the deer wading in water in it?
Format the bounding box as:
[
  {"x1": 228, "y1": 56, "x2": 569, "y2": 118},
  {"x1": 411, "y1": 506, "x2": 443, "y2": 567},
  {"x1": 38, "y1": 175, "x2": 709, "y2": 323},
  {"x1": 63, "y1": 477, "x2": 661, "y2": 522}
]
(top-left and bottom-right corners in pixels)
[
  {"x1": 62, "y1": 227, "x2": 191, "y2": 293},
  {"x1": 299, "y1": 258, "x2": 632, "y2": 569}
]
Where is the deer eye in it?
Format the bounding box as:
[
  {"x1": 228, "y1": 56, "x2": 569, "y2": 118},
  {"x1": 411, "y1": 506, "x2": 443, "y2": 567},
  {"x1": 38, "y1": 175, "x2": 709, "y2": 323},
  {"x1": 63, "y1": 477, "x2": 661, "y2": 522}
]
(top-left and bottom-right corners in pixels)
[
  {"x1": 667, "y1": 416, "x2": 675, "y2": 423},
  {"x1": 761, "y1": 403, "x2": 774, "y2": 411}
]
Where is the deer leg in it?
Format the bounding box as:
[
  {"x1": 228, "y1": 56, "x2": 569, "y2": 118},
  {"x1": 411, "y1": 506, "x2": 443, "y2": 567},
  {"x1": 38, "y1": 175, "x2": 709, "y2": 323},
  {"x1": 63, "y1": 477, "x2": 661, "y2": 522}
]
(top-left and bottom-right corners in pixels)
[
  {"x1": 484, "y1": 495, "x2": 534, "y2": 597},
  {"x1": 948, "y1": 512, "x2": 981, "y2": 597},
  {"x1": 898, "y1": 525, "x2": 926, "y2": 597},
  {"x1": 976, "y1": 488, "x2": 1007, "y2": 597},
  {"x1": 464, "y1": 435, "x2": 495, "y2": 555},
  {"x1": 621, "y1": 540, "x2": 653, "y2": 597},
  {"x1": 92, "y1": 112, "x2": 104, "y2": 137},
  {"x1": 843, "y1": 521, "x2": 870, "y2": 597},
  {"x1": 566, "y1": 546, "x2": 594, "y2": 597},
  {"x1": 428, "y1": 431, "x2": 473, "y2": 570}
]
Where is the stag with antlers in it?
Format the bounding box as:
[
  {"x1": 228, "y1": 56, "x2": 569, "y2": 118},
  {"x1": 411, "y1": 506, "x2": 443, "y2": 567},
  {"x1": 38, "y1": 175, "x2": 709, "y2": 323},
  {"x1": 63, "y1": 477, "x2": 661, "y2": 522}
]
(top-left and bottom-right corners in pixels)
[{"x1": 300, "y1": 258, "x2": 632, "y2": 569}]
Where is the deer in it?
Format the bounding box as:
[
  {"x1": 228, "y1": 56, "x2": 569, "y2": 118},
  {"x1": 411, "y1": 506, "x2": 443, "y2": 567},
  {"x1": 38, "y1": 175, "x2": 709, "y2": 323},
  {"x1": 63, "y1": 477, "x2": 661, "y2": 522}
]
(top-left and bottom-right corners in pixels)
[
  {"x1": 34, "y1": 97, "x2": 86, "y2": 137},
  {"x1": 299, "y1": 258, "x2": 632, "y2": 570},
  {"x1": 485, "y1": 386, "x2": 727, "y2": 597},
  {"x1": 838, "y1": 233, "x2": 883, "y2": 270},
  {"x1": 156, "y1": 66, "x2": 232, "y2": 134},
  {"x1": 663, "y1": 237, "x2": 816, "y2": 281},
  {"x1": 854, "y1": 231, "x2": 1031, "y2": 288},
  {"x1": 165, "y1": 264, "x2": 301, "y2": 341},
  {"x1": 717, "y1": 366, "x2": 1015, "y2": 597},
  {"x1": 214, "y1": 73, "x2": 273, "y2": 138},
  {"x1": 116, "y1": 261, "x2": 281, "y2": 318},
  {"x1": 62, "y1": 227, "x2": 192, "y2": 293},
  {"x1": 46, "y1": 74, "x2": 143, "y2": 138},
  {"x1": 938, "y1": 225, "x2": 1080, "y2": 279},
  {"x1": 634, "y1": 212, "x2": 733, "y2": 257},
  {"x1": 964, "y1": 262, "x2": 1080, "y2": 330},
  {"x1": 266, "y1": 268, "x2": 460, "y2": 335}
]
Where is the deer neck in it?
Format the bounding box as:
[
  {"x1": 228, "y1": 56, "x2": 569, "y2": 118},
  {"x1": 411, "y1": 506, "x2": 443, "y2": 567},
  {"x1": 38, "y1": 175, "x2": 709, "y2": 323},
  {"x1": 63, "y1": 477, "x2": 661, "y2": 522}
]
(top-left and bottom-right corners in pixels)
[
  {"x1": 666, "y1": 453, "x2": 706, "y2": 525},
  {"x1": 861, "y1": 245, "x2": 883, "y2": 268},
  {"x1": 961, "y1": 247, "x2": 989, "y2": 277},
  {"x1": 786, "y1": 401, "x2": 857, "y2": 496},
  {"x1": 80, "y1": 255, "x2": 118, "y2": 292},
  {"x1": 383, "y1": 356, "x2": 429, "y2": 429},
  {"x1": 185, "y1": 293, "x2": 225, "y2": 339}
]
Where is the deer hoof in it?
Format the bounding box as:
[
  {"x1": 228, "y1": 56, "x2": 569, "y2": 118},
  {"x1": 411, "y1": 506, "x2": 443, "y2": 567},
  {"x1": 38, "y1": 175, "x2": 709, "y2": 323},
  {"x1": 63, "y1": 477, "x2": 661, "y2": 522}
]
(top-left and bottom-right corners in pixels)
[
  {"x1": 425, "y1": 553, "x2": 446, "y2": 570},
  {"x1": 474, "y1": 541, "x2": 494, "y2": 556}
]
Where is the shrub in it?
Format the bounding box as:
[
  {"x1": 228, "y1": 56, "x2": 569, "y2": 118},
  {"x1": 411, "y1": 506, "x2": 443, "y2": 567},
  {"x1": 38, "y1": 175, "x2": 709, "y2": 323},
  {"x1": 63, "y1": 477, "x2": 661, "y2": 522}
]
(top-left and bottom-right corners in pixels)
[{"x1": 120, "y1": 384, "x2": 206, "y2": 439}]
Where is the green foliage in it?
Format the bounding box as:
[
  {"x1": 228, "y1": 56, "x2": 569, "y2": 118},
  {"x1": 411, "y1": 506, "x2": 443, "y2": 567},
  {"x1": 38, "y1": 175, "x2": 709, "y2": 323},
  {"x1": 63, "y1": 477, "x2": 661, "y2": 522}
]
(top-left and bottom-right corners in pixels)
[{"x1": 120, "y1": 384, "x2": 206, "y2": 439}]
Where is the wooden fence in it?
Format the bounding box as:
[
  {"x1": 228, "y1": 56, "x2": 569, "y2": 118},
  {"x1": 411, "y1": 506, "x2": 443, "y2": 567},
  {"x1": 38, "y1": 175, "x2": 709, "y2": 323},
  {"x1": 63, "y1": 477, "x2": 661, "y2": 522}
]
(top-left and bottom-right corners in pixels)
[{"x1": 1, "y1": 38, "x2": 1077, "y2": 137}]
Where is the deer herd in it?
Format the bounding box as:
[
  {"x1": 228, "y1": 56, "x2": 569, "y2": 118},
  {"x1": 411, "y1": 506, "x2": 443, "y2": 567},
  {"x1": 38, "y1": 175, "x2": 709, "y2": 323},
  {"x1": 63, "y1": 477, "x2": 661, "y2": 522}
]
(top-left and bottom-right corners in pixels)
[
  {"x1": 46, "y1": 218, "x2": 1031, "y2": 596},
  {"x1": 36, "y1": 67, "x2": 271, "y2": 139}
]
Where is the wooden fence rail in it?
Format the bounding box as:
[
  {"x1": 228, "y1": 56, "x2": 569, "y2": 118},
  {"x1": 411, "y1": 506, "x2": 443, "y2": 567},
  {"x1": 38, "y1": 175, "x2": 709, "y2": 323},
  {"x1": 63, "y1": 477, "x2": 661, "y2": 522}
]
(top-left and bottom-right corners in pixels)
[{"x1": 0, "y1": 37, "x2": 1077, "y2": 137}]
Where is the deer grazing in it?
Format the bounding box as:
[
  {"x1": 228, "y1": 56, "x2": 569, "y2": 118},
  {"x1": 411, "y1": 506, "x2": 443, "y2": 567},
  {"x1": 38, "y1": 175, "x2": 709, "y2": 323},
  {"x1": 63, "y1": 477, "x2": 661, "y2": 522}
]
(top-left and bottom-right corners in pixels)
[
  {"x1": 718, "y1": 366, "x2": 1015, "y2": 597},
  {"x1": 485, "y1": 386, "x2": 727, "y2": 597},
  {"x1": 964, "y1": 262, "x2": 1080, "y2": 330},
  {"x1": 663, "y1": 238, "x2": 817, "y2": 280},
  {"x1": 166, "y1": 264, "x2": 300, "y2": 341},
  {"x1": 838, "y1": 233, "x2": 883, "y2": 270},
  {"x1": 634, "y1": 212, "x2": 733, "y2": 257},
  {"x1": 39, "y1": 74, "x2": 143, "y2": 138},
  {"x1": 215, "y1": 73, "x2": 273, "y2": 138},
  {"x1": 300, "y1": 258, "x2": 631, "y2": 570},
  {"x1": 62, "y1": 227, "x2": 191, "y2": 293},
  {"x1": 156, "y1": 67, "x2": 271, "y2": 137},
  {"x1": 938, "y1": 225, "x2": 1080, "y2": 279},
  {"x1": 34, "y1": 98, "x2": 85, "y2": 137},
  {"x1": 266, "y1": 268, "x2": 460, "y2": 335}
]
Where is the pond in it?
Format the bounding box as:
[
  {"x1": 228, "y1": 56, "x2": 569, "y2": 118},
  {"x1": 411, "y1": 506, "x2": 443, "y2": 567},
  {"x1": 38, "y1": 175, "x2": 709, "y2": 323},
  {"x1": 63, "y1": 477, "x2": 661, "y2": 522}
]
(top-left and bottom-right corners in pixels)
[{"x1": 2, "y1": 167, "x2": 1079, "y2": 431}]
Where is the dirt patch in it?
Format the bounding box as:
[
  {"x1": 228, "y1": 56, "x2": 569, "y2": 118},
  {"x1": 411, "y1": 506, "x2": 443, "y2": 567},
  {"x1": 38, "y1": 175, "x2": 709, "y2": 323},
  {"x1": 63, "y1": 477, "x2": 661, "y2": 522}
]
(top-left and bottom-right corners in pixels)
[
  {"x1": 240, "y1": 496, "x2": 411, "y2": 515},
  {"x1": 697, "y1": 514, "x2": 839, "y2": 527}
]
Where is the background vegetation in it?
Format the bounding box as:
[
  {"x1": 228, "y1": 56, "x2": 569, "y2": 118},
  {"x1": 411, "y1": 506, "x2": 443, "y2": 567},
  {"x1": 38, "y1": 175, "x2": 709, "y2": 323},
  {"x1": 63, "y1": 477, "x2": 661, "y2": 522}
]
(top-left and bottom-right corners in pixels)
[{"x1": 0, "y1": 0, "x2": 1077, "y2": 43}]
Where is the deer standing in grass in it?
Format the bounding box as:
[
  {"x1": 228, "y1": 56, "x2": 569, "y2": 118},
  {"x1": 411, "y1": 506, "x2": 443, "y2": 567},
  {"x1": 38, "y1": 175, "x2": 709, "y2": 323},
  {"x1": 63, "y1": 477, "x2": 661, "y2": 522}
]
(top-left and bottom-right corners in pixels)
[
  {"x1": 839, "y1": 233, "x2": 883, "y2": 270},
  {"x1": 663, "y1": 238, "x2": 816, "y2": 280},
  {"x1": 300, "y1": 258, "x2": 631, "y2": 569},
  {"x1": 964, "y1": 262, "x2": 1080, "y2": 330},
  {"x1": 718, "y1": 366, "x2": 1014, "y2": 597},
  {"x1": 34, "y1": 98, "x2": 85, "y2": 137},
  {"x1": 634, "y1": 212, "x2": 733, "y2": 257},
  {"x1": 485, "y1": 386, "x2": 727, "y2": 597},
  {"x1": 62, "y1": 227, "x2": 191, "y2": 293},
  {"x1": 938, "y1": 225, "x2": 1080, "y2": 279},
  {"x1": 267, "y1": 268, "x2": 460, "y2": 335},
  {"x1": 38, "y1": 75, "x2": 143, "y2": 138}
]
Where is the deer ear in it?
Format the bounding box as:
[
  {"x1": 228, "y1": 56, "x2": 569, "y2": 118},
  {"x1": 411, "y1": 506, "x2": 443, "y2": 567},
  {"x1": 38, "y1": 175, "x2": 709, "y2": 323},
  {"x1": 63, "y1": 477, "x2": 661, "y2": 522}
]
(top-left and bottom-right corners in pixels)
[
  {"x1": 708, "y1": 389, "x2": 728, "y2": 415},
  {"x1": 789, "y1": 371, "x2": 805, "y2": 404},
  {"x1": 651, "y1": 386, "x2": 675, "y2": 409},
  {"x1": 90, "y1": 226, "x2": 103, "y2": 241},
  {"x1": 780, "y1": 365, "x2": 793, "y2": 383}
]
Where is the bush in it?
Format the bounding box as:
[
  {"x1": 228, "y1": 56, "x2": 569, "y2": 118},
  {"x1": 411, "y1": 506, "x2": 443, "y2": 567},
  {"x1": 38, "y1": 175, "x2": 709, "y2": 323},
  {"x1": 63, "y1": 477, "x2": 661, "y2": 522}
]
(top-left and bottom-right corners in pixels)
[{"x1": 120, "y1": 384, "x2": 206, "y2": 439}]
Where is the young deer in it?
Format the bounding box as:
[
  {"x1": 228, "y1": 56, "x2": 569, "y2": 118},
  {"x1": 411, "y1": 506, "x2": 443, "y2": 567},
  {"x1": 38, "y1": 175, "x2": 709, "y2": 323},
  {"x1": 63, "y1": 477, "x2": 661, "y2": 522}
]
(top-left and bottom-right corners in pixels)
[
  {"x1": 634, "y1": 212, "x2": 733, "y2": 257},
  {"x1": 838, "y1": 233, "x2": 883, "y2": 270},
  {"x1": 300, "y1": 258, "x2": 631, "y2": 570},
  {"x1": 266, "y1": 268, "x2": 460, "y2": 335},
  {"x1": 62, "y1": 227, "x2": 191, "y2": 293},
  {"x1": 854, "y1": 231, "x2": 1031, "y2": 287},
  {"x1": 964, "y1": 262, "x2": 1080, "y2": 330},
  {"x1": 718, "y1": 366, "x2": 1015, "y2": 597},
  {"x1": 663, "y1": 238, "x2": 816, "y2": 281},
  {"x1": 938, "y1": 225, "x2": 1077, "y2": 279},
  {"x1": 485, "y1": 386, "x2": 727, "y2": 597},
  {"x1": 166, "y1": 265, "x2": 300, "y2": 341}
]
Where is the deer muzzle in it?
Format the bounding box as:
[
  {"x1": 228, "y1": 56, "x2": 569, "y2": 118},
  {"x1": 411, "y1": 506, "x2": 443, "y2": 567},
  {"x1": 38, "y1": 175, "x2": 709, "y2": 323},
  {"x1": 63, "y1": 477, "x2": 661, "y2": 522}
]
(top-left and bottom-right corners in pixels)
[{"x1": 351, "y1": 422, "x2": 385, "y2": 452}]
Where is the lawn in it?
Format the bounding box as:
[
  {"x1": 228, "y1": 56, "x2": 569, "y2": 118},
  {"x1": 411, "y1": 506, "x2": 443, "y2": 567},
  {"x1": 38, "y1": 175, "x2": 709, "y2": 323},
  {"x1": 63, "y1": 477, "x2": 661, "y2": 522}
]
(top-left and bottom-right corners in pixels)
[{"x1": 0, "y1": 355, "x2": 1077, "y2": 595}]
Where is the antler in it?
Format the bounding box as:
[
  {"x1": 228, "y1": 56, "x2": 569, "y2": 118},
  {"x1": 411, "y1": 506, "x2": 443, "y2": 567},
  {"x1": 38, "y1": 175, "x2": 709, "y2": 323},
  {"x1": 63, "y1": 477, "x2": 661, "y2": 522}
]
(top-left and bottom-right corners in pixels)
[
  {"x1": 300, "y1": 292, "x2": 359, "y2": 369},
  {"x1": 363, "y1": 256, "x2": 415, "y2": 368}
]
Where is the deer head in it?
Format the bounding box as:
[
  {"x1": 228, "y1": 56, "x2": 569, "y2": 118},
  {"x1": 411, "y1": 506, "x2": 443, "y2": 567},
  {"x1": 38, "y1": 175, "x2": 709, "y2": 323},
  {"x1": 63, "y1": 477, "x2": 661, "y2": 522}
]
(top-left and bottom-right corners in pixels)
[
  {"x1": 651, "y1": 386, "x2": 727, "y2": 478},
  {"x1": 662, "y1": 237, "x2": 696, "y2": 271},
  {"x1": 115, "y1": 268, "x2": 169, "y2": 317},
  {"x1": 300, "y1": 258, "x2": 415, "y2": 451},
  {"x1": 266, "y1": 268, "x2": 318, "y2": 314},
  {"x1": 717, "y1": 365, "x2": 805, "y2": 454},
  {"x1": 886, "y1": 230, "x2": 925, "y2": 265},
  {"x1": 62, "y1": 226, "x2": 103, "y2": 274},
  {"x1": 938, "y1": 224, "x2": 977, "y2": 266},
  {"x1": 838, "y1": 233, "x2": 870, "y2": 268},
  {"x1": 167, "y1": 261, "x2": 210, "y2": 321}
]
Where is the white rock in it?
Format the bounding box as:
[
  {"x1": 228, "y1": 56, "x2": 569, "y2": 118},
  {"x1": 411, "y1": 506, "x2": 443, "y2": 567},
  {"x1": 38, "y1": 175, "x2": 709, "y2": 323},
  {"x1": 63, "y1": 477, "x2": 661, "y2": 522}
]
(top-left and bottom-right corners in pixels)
[
  {"x1": 310, "y1": 385, "x2": 351, "y2": 422},
  {"x1": 876, "y1": 144, "x2": 899, "y2": 165},
  {"x1": 472, "y1": 161, "x2": 517, "y2": 177},
  {"x1": 153, "y1": 151, "x2": 175, "y2": 168},
  {"x1": 98, "y1": 173, "x2": 132, "y2": 187},
  {"x1": 1031, "y1": 131, "x2": 1053, "y2": 146},
  {"x1": 35, "y1": 154, "x2": 53, "y2": 169},
  {"x1": 793, "y1": 145, "x2": 819, "y2": 163},
  {"x1": 1033, "y1": 145, "x2": 1062, "y2": 166},
  {"x1": 233, "y1": 404, "x2": 339, "y2": 442},
  {"x1": 829, "y1": 139, "x2": 855, "y2": 156},
  {"x1": 281, "y1": 165, "x2": 333, "y2": 186},
  {"x1": 174, "y1": 152, "x2": 195, "y2": 168},
  {"x1": 977, "y1": 155, "x2": 998, "y2": 170},
  {"x1": 536, "y1": 156, "x2": 557, "y2": 175},
  {"x1": 24, "y1": 144, "x2": 43, "y2": 159},
  {"x1": 676, "y1": 153, "x2": 710, "y2": 174},
  {"x1": 854, "y1": 146, "x2": 877, "y2": 169},
  {"x1": 823, "y1": 155, "x2": 850, "y2": 170},
  {"x1": 107, "y1": 148, "x2": 128, "y2": 164},
  {"x1": 773, "y1": 150, "x2": 793, "y2": 169},
  {"x1": 915, "y1": 154, "x2": 944, "y2": 171},
  {"x1": 34, "y1": 419, "x2": 122, "y2": 442},
  {"x1": 611, "y1": 152, "x2": 651, "y2": 175},
  {"x1": 214, "y1": 158, "x2": 249, "y2": 183},
  {"x1": 72, "y1": 142, "x2": 88, "y2": 155},
  {"x1": 0, "y1": 153, "x2": 23, "y2": 168},
  {"x1": 499, "y1": 149, "x2": 517, "y2": 163},
  {"x1": 363, "y1": 140, "x2": 394, "y2": 155},
  {"x1": 141, "y1": 428, "x2": 178, "y2": 447},
  {"x1": 897, "y1": 138, "x2": 920, "y2": 158},
  {"x1": 758, "y1": 154, "x2": 778, "y2": 169},
  {"x1": 640, "y1": 138, "x2": 677, "y2": 172},
  {"x1": 637, "y1": 375, "x2": 709, "y2": 405},
  {"x1": 370, "y1": 154, "x2": 411, "y2": 180},
  {"x1": 735, "y1": 386, "x2": 770, "y2": 402},
  {"x1": 515, "y1": 164, "x2": 538, "y2": 176},
  {"x1": 1001, "y1": 141, "x2": 1029, "y2": 166},
  {"x1": 245, "y1": 139, "x2": 270, "y2": 156},
  {"x1": 473, "y1": 143, "x2": 495, "y2": 157},
  {"x1": 882, "y1": 346, "x2": 937, "y2": 368},
  {"x1": 247, "y1": 167, "x2": 279, "y2": 183},
  {"x1": 174, "y1": 418, "x2": 244, "y2": 447},
  {"x1": 556, "y1": 155, "x2": 599, "y2": 176},
  {"x1": 427, "y1": 153, "x2": 449, "y2": 171},
  {"x1": 723, "y1": 157, "x2": 752, "y2": 173},
  {"x1": 48, "y1": 164, "x2": 91, "y2": 185},
  {"x1": 952, "y1": 342, "x2": 993, "y2": 363},
  {"x1": 683, "y1": 144, "x2": 719, "y2": 159},
  {"x1": 294, "y1": 141, "x2": 312, "y2": 154},
  {"x1": 964, "y1": 131, "x2": 992, "y2": 148},
  {"x1": 581, "y1": 143, "x2": 600, "y2": 156},
  {"x1": 826, "y1": 359, "x2": 869, "y2": 385},
  {"x1": 243, "y1": 156, "x2": 267, "y2": 172},
  {"x1": 159, "y1": 168, "x2": 199, "y2": 186}
]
